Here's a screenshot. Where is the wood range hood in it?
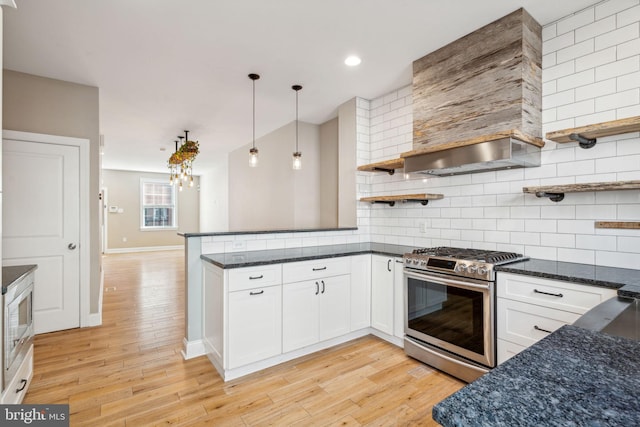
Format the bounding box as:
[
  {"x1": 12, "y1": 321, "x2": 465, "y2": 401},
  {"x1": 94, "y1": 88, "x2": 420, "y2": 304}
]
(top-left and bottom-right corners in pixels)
[{"x1": 403, "y1": 8, "x2": 544, "y2": 176}]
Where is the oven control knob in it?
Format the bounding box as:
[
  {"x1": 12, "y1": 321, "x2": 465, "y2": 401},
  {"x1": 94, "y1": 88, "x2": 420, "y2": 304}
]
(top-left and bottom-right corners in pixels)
[
  {"x1": 468, "y1": 264, "x2": 478, "y2": 273},
  {"x1": 478, "y1": 266, "x2": 488, "y2": 275},
  {"x1": 456, "y1": 263, "x2": 467, "y2": 272},
  {"x1": 412, "y1": 259, "x2": 420, "y2": 265}
]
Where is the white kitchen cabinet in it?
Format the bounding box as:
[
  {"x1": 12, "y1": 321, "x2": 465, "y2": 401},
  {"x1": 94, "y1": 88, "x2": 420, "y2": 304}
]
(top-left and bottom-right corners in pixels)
[
  {"x1": 371, "y1": 255, "x2": 394, "y2": 335},
  {"x1": 0, "y1": 345, "x2": 33, "y2": 404},
  {"x1": 496, "y1": 272, "x2": 617, "y2": 364},
  {"x1": 203, "y1": 262, "x2": 283, "y2": 371},
  {"x1": 350, "y1": 255, "x2": 371, "y2": 331},
  {"x1": 282, "y1": 274, "x2": 350, "y2": 353},
  {"x1": 393, "y1": 257, "x2": 405, "y2": 339},
  {"x1": 227, "y1": 284, "x2": 282, "y2": 369}
]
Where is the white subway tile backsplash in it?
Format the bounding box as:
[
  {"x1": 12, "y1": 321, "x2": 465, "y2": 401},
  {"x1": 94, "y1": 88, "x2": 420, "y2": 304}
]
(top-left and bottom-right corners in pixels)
[
  {"x1": 575, "y1": 110, "x2": 618, "y2": 126},
  {"x1": 557, "y1": 159, "x2": 595, "y2": 176},
  {"x1": 574, "y1": 78, "x2": 616, "y2": 101},
  {"x1": 544, "y1": 31, "x2": 576, "y2": 54},
  {"x1": 557, "y1": 8, "x2": 595, "y2": 34},
  {"x1": 511, "y1": 232, "x2": 541, "y2": 245},
  {"x1": 557, "y1": 69, "x2": 595, "y2": 92},
  {"x1": 595, "y1": 88, "x2": 640, "y2": 111},
  {"x1": 526, "y1": 246, "x2": 558, "y2": 260},
  {"x1": 576, "y1": 234, "x2": 617, "y2": 250},
  {"x1": 595, "y1": 0, "x2": 640, "y2": 20},
  {"x1": 596, "y1": 154, "x2": 640, "y2": 173},
  {"x1": 595, "y1": 55, "x2": 640, "y2": 80},
  {"x1": 618, "y1": 236, "x2": 640, "y2": 252},
  {"x1": 595, "y1": 22, "x2": 639, "y2": 50},
  {"x1": 576, "y1": 15, "x2": 617, "y2": 42},
  {"x1": 541, "y1": 204, "x2": 576, "y2": 219},
  {"x1": 542, "y1": 23, "x2": 557, "y2": 41},
  {"x1": 596, "y1": 250, "x2": 640, "y2": 268},
  {"x1": 618, "y1": 38, "x2": 640, "y2": 59},
  {"x1": 558, "y1": 248, "x2": 595, "y2": 264},
  {"x1": 576, "y1": 46, "x2": 617, "y2": 72},
  {"x1": 557, "y1": 220, "x2": 597, "y2": 234},
  {"x1": 541, "y1": 232, "x2": 575, "y2": 247},
  {"x1": 618, "y1": 4, "x2": 640, "y2": 26},
  {"x1": 510, "y1": 206, "x2": 541, "y2": 219},
  {"x1": 575, "y1": 204, "x2": 618, "y2": 219},
  {"x1": 526, "y1": 219, "x2": 558, "y2": 233},
  {"x1": 617, "y1": 103, "x2": 640, "y2": 117},
  {"x1": 543, "y1": 52, "x2": 557, "y2": 69},
  {"x1": 543, "y1": 61, "x2": 576, "y2": 82},
  {"x1": 557, "y1": 99, "x2": 595, "y2": 119},
  {"x1": 558, "y1": 39, "x2": 595, "y2": 64}
]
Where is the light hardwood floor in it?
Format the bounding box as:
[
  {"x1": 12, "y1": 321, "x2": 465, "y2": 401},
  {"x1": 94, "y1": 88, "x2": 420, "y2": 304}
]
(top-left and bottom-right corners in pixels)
[{"x1": 24, "y1": 250, "x2": 463, "y2": 426}]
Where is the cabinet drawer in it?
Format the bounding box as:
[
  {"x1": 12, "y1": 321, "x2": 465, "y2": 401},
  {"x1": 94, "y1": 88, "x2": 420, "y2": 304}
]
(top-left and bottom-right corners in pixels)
[
  {"x1": 497, "y1": 339, "x2": 526, "y2": 365},
  {"x1": 228, "y1": 264, "x2": 282, "y2": 292},
  {"x1": 1, "y1": 345, "x2": 33, "y2": 404},
  {"x1": 283, "y1": 257, "x2": 350, "y2": 283},
  {"x1": 497, "y1": 298, "x2": 579, "y2": 348},
  {"x1": 497, "y1": 273, "x2": 616, "y2": 314}
]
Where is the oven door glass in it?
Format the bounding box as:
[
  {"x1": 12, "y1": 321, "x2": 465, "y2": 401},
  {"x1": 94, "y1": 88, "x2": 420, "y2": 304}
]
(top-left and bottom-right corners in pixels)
[{"x1": 405, "y1": 271, "x2": 494, "y2": 367}]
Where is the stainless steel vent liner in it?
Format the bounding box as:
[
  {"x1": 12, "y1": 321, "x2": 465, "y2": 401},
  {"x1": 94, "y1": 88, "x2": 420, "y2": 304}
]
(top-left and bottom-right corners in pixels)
[{"x1": 403, "y1": 137, "x2": 541, "y2": 176}]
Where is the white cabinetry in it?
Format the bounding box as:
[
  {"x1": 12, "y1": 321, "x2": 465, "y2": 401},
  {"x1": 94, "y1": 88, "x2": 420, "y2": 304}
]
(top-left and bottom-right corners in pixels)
[
  {"x1": 497, "y1": 272, "x2": 617, "y2": 364},
  {"x1": 350, "y1": 255, "x2": 371, "y2": 331},
  {"x1": 1, "y1": 346, "x2": 33, "y2": 404},
  {"x1": 371, "y1": 255, "x2": 405, "y2": 342},
  {"x1": 203, "y1": 263, "x2": 283, "y2": 372},
  {"x1": 282, "y1": 258, "x2": 351, "y2": 353}
]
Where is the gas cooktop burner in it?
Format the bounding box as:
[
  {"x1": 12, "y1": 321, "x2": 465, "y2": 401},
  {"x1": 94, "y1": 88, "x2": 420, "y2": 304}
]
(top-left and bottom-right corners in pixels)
[
  {"x1": 411, "y1": 247, "x2": 524, "y2": 264},
  {"x1": 405, "y1": 246, "x2": 528, "y2": 281}
]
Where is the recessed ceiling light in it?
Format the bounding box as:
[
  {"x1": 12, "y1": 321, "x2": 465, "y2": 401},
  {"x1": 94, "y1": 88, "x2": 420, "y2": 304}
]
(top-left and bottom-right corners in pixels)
[{"x1": 344, "y1": 55, "x2": 361, "y2": 66}]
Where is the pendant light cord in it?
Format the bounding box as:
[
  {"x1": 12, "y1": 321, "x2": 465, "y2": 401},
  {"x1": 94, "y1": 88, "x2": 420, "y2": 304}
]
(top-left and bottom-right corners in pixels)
[
  {"x1": 252, "y1": 78, "x2": 256, "y2": 150},
  {"x1": 295, "y1": 89, "x2": 299, "y2": 152}
]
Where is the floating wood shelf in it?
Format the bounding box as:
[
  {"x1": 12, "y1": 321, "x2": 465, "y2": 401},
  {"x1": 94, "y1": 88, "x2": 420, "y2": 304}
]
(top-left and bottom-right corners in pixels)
[
  {"x1": 595, "y1": 221, "x2": 640, "y2": 230},
  {"x1": 523, "y1": 180, "x2": 640, "y2": 202},
  {"x1": 545, "y1": 115, "x2": 640, "y2": 149},
  {"x1": 359, "y1": 193, "x2": 443, "y2": 207},
  {"x1": 357, "y1": 158, "x2": 404, "y2": 175}
]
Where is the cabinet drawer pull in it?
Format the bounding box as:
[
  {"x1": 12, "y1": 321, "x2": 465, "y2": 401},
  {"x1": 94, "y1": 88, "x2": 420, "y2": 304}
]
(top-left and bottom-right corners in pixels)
[
  {"x1": 249, "y1": 275, "x2": 264, "y2": 280},
  {"x1": 534, "y1": 325, "x2": 553, "y2": 334},
  {"x1": 249, "y1": 290, "x2": 264, "y2": 296},
  {"x1": 315, "y1": 282, "x2": 319, "y2": 295},
  {"x1": 321, "y1": 280, "x2": 325, "y2": 294},
  {"x1": 312, "y1": 266, "x2": 327, "y2": 271},
  {"x1": 387, "y1": 259, "x2": 391, "y2": 272},
  {"x1": 16, "y1": 379, "x2": 28, "y2": 393},
  {"x1": 534, "y1": 289, "x2": 563, "y2": 298}
]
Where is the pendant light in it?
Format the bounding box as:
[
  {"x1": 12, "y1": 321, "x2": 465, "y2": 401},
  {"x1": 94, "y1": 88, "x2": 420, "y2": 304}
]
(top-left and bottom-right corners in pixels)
[
  {"x1": 248, "y1": 73, "x2": 260, "y2": 167},
  {"x1": 292, "y1": 84, "x2": 302, "y2": 170}
]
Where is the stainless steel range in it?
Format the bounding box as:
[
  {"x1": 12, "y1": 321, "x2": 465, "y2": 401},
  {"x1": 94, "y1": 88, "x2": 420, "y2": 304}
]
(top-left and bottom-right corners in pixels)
[{"x1": 403, "y1": 247, "x2": 527, "y2": 382}]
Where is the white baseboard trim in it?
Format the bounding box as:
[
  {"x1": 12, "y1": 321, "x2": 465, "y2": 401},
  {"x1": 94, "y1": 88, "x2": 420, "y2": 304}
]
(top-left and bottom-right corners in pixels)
[
  {"x1": 84, "y1": 312, "x2": 103, "y2": 327},
  {"x1": 105, "y1": 245, "x2": 184, "y2": 254},
  {"x1": 369, "y1": 328, "x2": 404, "y2": 348},
  {"x1": 182, "y1": 338, "x2": 206, "y2": 360}
]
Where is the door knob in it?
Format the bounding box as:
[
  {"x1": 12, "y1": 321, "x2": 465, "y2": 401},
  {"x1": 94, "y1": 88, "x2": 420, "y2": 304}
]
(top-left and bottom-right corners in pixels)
[{"x1": 68, "y1": 243, "x2": 77, "y2": 250}]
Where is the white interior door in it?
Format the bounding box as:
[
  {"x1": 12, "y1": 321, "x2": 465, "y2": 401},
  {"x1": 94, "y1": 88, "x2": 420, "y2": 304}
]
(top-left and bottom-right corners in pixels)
[{"x1": 3, "y1": 138, "x2": 80, "y2": 334}]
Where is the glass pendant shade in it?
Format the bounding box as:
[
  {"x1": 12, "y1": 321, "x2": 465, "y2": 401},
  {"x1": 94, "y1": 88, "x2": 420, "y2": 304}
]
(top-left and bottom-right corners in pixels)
[
  {"x1": 249, "y1": 147, "x2": 259, "y2": 167},
  {"x1": 292, "y1": 152, "x2": 302, "y2": 170}
]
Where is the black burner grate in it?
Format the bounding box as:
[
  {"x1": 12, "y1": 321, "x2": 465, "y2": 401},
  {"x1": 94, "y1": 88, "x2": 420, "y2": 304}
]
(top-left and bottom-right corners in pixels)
[{"x1": 411, "y1": 246, "x2": 525, "y2": 264}]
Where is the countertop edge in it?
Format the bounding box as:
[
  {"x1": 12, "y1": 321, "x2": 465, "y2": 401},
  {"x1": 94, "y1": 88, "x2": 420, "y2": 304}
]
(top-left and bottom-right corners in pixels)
[{"x1": 2, "y1": 264, "x2": 38, "y2": 295}]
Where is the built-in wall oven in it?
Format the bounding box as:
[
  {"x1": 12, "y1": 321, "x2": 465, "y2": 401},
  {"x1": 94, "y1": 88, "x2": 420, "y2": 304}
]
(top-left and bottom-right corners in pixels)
[
  {"x1": 403, "y1": 247, "x2": 527, "y2": 383},
  {"x1": 4, "y1": 272, "x2": 35, "y2": 390}
]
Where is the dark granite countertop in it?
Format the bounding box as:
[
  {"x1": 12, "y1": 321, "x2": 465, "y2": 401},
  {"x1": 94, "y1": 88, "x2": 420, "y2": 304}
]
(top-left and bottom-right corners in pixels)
[
  {"x1": 496, "y1": 258, "x2": 640, "y2": 294},
  {"x1": 201, "y1": 243, "x2": 412, "y2": 269},
  {"x1": 433, "y1": 325, "x2": 640, "y2": 427},
  {"x1": 180, "y1": 227, "x2": 358, "y2": 238},
  {"x1": 2, "y1": 264, "x2": 37, "y2": 295}
]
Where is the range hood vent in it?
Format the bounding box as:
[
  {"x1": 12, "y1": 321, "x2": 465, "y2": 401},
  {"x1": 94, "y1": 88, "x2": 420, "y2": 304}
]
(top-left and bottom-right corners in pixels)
[
  {"x1": 402, "y1": 133, "x2": 541, "y2": 177},
  {"x1": 409, "y1": 8, "x2": 543, "y2": 176}
]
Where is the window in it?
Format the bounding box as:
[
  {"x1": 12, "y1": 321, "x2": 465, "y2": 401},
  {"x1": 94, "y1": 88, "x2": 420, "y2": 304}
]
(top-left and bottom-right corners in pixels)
[{"x1": 140, "y1": 179, "x2": 177, "y2": 229}]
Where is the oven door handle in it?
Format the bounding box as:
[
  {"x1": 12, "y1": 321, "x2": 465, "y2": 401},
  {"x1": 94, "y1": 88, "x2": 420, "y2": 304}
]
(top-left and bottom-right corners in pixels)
[{"x1": 404, "y1": 270, "x2": 490, "y2": 291}]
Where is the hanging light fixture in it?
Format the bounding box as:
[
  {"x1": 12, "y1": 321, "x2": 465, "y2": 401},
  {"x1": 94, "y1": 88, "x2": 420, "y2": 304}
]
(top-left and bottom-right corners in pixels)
[
  {"x1": 248, "y1": 73, "x2": 260, "y2": 167},
  {"x1": 292, "y1": 84, "x2": 303, "y2": 170},
  {"x1": 168, "y1": 130, "x2": 199, "y2": 189}
]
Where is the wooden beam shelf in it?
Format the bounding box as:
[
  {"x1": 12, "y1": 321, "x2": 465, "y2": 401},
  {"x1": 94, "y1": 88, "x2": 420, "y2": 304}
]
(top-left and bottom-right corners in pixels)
[
  {"x1": 523, "y1": 180, "x2": 640, "y2": 202},
  {"x1": 595, "y1": 221, "x2": 640, "y2": 230},
  {"x1": 357, "y1": 158, "x2": 404, "y2": 175},
  {"x1": 545, "y1": 115, "x2": 640, "y2": 149},
  {"x1": 359, "y1": 193, "x2": 443, "y2": 207}
]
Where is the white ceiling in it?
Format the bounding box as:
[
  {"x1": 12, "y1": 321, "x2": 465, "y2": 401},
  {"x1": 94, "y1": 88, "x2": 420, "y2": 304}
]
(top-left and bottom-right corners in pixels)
[{"x1": 3, "y1": 0, "x2": 598, "y2": 174}]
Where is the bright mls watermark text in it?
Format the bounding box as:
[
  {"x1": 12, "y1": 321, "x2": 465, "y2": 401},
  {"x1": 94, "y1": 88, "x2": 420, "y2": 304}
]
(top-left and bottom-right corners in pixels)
[{"x1": 1, "y1": 405, "x2": 69, "y2": 426}]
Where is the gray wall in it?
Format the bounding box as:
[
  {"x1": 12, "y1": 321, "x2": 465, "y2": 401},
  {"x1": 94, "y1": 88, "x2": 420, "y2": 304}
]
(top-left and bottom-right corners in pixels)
[
  {"x1": 102, "y1": 169, "x2": 200, "y2": 250},
  {"x1": 319, "y1": 117, "x2": 338, "y2": 227},
  {"x1": 3, "y1": 69, "x2": 101, "y2": 314}
]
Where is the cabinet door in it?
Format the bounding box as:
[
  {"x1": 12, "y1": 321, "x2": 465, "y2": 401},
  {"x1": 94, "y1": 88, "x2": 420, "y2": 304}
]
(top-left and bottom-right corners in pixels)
[
  {"x1": 393, "y1": 257, "x2": 405, "y2": 338},
  {"x1": 371, "y1": 255, "x2": 394, "y2": 335},
  {"x1": 282, "y1": 281, "x2": 319, "y2": 353},
  {"x1": 319, "y1": 275, "x2": 351, "y2": 342},
  {"x1": 350, "y1": 255, "x2": 371, "y2": 331},
  {"x1": 227, "y1": 285, "x2": 282, "y2": 369}
]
